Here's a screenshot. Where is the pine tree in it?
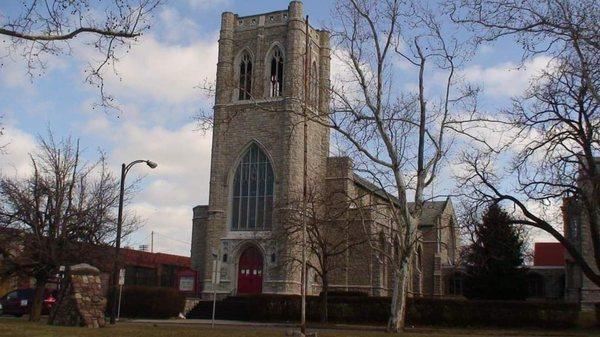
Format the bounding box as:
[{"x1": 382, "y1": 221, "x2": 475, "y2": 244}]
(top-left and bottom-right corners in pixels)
[{"x1": 463, "y1": 204, "x2": 529, "y2": 300}]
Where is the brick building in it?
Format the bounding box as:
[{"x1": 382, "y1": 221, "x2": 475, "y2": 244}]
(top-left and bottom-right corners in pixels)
[
  {"x1": 528, "y1": 243, "x2": 566, "y2": 300},
  {"x1": 0, "y1": 244, "x2": 197, "y2": 298},
  {"x1": 191, "y1": 1, "x2": 459, "y2": 300}
]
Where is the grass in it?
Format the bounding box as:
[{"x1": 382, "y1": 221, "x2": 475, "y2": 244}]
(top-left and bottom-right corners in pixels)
[{"x1": 0, "y1": 318, "x2": 599, "y2": 337}]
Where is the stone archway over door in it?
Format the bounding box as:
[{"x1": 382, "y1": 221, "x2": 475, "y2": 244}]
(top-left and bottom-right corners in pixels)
[{"x1": 237, "y1": 246, "x2": 263, "y2": 294}]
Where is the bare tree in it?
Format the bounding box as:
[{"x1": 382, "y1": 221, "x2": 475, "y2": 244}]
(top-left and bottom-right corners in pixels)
[
  {"x1": 0, "y1": 133, "x2": 138, "y2": 321},
  {"x1": 450, "y1": 0, "x2": 600, "y2": 287},
  {"x1": 0, "y1": 0, "x2": 161, "y2": 111},
  {"x1": 318, "y1": 0, "x2": 477, "y2": 331},
  {"x1": 272, "y1": 186, "x2": 368, "y2": 323}
]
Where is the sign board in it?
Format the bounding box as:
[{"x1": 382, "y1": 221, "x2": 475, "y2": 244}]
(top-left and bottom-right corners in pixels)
[
  {"x1": 179, "y1": 276, "x2": 195, "y2": 292},
  {"x1": 118, "y1": 268, "x2": 126, "y2": 286},
  {"x1": 213, "y1": 260, "x2": 221, "y2": 285}
]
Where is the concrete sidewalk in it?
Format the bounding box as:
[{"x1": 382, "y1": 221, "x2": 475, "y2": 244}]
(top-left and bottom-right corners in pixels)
[{"x1": 126, "y1": 318, "x2": 386, "y2": 332}]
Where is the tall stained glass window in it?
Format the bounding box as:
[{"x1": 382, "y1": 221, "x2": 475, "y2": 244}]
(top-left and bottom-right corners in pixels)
[{"x1": 231, "y1": 144, "x2": 274, "y2": 230}]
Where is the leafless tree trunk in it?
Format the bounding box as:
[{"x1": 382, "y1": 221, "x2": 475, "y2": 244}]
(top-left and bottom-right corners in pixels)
[
  {"x1": 30, "y1": 275, "x2": 48, "y2": 322},
  {"x1": 321, "y1": 0, "x2": 477, "y2": 331},
  {"x1": 0, "y1": 132, "x2": 139, "y2": 321},
  {"x1": 450, "y1": 0, "x2": 600, "y2": 288}
]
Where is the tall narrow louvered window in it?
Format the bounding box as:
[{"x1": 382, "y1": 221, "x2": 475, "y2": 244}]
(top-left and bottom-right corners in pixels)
[
  {"x1": 310, "y1": 61, "x2": 318, "y2": 107},
  {"x1": 239, "y1": 52, "x2": 253, "y2": 100},
  {"x1": 231, "y1": 144, "x2": 274, "y2": 230},
  {"x1": 269, "y1": 47, "x2": 284, "y2": 97}
]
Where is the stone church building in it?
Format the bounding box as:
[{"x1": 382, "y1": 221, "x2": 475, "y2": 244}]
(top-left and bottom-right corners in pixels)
[{"x1": 191, "y1": 1, "x2": 459, "y2": 300}]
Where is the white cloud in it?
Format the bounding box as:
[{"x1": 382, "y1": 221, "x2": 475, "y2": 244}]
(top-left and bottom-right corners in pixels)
[
  {"x1": 0, "y1": 60, "x2": 31, "y2": 90},
  {"x1": 81, "y1": 115, "x2": 112, "y2": 134},
  {"x1": 187, "y1": 0, "x2": 230, "y2": 9},
  {"x1": 0, "y1": 40, "x2": 68, "y2": 91},
  {"x1": 97, "y1": 34, "x2": 219, "y2": 104},
  {"x1": 125, "y1": 203, "x2": 193, "y2": 256},
  {"x1": 158, "y1": 7, "x2": 203, "y2": 43},
  {"x1": 461, "y1": 56, "x2": 553, "y2": 98},
  {"x1": 97, "y1": 121, "x2": 212, "y2": 256},
  {"x1": 0, "y1": 124, "x2": 37, "y2": 178}
]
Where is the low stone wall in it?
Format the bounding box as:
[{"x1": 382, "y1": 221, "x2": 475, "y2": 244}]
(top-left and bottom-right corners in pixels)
[{"x1": 51, "y1": 264, "x2": 107, "y2": 328}]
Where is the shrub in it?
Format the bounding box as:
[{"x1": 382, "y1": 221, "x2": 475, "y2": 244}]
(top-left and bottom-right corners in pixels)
[
  {"x1": 187, "y1": 294, "x2": 578, "y2": 328},
  {"x1": 406, "y1": 298, "x2": 578, "y2": 329},
  {"x1": 107, "y1": 286, "x2": 185, "y2": 319}
]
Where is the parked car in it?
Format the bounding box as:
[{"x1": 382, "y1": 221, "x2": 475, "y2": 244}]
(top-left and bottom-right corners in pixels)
[{"x1": 0, "y1": 288, "x2": 56, "y2": 317}]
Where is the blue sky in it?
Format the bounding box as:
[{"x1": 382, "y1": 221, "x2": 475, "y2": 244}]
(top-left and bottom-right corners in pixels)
[{"x1": 0, "y1": 0, "x2": 556, "y2": 256}]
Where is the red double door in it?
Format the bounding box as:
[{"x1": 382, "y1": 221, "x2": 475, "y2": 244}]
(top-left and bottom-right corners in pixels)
[{"x1": 237, "y1": 246, "x2": 263, "y2": 294}]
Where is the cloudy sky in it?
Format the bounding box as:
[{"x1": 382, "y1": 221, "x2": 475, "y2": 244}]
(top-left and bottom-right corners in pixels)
[{"x1": 0, "y1": 0, "x2": 555, "y2": 256}]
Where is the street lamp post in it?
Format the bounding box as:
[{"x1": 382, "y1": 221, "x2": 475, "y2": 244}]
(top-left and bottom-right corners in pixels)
[{"x1": 109, "y1": 159, "x2": 157, "y2": 325}]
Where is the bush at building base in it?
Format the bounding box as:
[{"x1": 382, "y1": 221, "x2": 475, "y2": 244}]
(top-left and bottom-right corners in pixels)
[
  {"x1": 106, "y1": 286, "x2": 185, "y2": 319},
  {"x1": 187, "y1": 294, "x2": 579, "y2": 329}
]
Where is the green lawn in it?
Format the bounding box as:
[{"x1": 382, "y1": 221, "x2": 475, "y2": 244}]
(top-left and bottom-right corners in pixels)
[{"x1": 0, "y1": 318, "x2": 598, "y2": 337}]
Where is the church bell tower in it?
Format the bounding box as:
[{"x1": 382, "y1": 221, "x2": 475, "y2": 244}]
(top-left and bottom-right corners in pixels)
[{"x1": 192, "y1": 1, "x2": 331, "y2": 298}]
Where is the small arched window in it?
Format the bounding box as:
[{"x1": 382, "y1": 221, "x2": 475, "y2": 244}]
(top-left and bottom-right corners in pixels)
[
  {"x1": 310, "y1": 61, "x2": 318, "y2": 107},
  {"x1": 231, "y1": 143, "x2": 274, "y2": 230},
  {"x1": 269, "y1": 47, "x2": 284, "y2": 97},
  {"x1": 239, "y1": 51, "x2": 253, "y2": 100}
]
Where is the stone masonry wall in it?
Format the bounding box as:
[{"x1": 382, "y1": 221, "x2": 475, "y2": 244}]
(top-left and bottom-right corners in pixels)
[{"x1": 51, "y1": 264, "x2": 106, "y2": 328}]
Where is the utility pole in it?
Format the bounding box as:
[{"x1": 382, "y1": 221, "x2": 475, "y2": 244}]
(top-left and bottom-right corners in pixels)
[
  {"x1": 151, "y1": 231, "x2": 154, "y2": 253},
  {"x1": 300, "y1": 14, "x2": 309, "y2": 336}
]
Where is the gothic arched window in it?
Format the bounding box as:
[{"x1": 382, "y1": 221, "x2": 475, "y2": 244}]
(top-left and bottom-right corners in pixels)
[
  {"x1": 269, "y1": 47, "x2": 284, "y2": 97},
  {"x1": 239, "y1": 51, "x2": 253, "y2": 100},
  {"x1": 231, "y1": 143, "x2": 274, "y2": 230},
  {"x1": 310, "y1": 61, "x2": 318, "y2": 107}
]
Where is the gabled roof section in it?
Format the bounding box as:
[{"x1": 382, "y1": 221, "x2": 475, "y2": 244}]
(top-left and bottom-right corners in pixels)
[
  {"x1": 352, "y1": 172, "x2": 451, "y2": 226},
  {"x1": 409, "y1": 200, "x2": 449, "y2": 226}
]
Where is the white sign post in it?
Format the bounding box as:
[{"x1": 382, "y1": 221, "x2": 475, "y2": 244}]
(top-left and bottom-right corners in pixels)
[{"x1": 117, "y1": 268, "x2": 125, "y2": 321}]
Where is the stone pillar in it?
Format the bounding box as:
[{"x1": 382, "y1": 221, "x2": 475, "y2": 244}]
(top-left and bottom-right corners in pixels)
[
  {"x1": 318, "y1": 30, "x2": 331, "y2": 116},
  {"x1": 51, "y1": 264, "x2": 107, "y2": 328},
  {"x1": 215, "y1": 12, "x2": 235, "y2": 105},
  {"x1": 286, "y1": 1, "x2": 305, "y2": 100},
  {"x1": 191, "y1": 205, "x2": 209, "y2": 273}
]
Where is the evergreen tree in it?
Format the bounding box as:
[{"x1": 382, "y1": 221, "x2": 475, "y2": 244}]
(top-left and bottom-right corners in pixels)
[{"x1": 463, "y1": 204, "x2": 529, "y2": 300}]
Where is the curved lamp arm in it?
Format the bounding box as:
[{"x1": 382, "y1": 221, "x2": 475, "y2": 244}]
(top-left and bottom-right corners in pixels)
[{"x1": 124, "y1": 159, "x2": 158, "y2": 176}]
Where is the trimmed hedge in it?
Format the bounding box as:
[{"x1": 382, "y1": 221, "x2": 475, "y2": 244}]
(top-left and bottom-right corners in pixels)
[
  {"x1": 188, "y1": 295, "x2": 578, "y2": 328},
  {"x1": 325, "y1": 290, "x2": 369, "y2": 297},
  {"x1": 407, "y1": 298, "x2": 578, "y2": 329},
  {"x1": 107, "y1": 286, "x2": 185, "y2": 319}
]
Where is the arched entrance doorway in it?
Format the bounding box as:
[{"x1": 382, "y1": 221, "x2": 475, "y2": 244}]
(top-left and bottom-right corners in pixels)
[{"x1": 237, "y1": 246, "x2": 263, "y2": 294}]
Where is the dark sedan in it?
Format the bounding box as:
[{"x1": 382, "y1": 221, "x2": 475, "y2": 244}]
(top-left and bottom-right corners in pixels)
[{"x1": 0, "y1": 288, "x2": 56, "y2": 317}]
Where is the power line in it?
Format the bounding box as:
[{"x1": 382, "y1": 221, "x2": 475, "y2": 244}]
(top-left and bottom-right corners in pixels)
[{"x1": 153, "y1": 232, "x2": 191, "y2": 246}]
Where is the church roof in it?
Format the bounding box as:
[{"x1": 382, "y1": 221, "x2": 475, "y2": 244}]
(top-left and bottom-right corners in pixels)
[
  {"x1": 352, "y1": 173, "x2": 450, "y2": 226},
  {"x1": 409, "y1": 201, "x2": 448, "y2": 226}
]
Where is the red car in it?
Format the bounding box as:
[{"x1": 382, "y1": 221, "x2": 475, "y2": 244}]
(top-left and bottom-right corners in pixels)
[{"x1": 0, "y1": 288, "x2": 56, "y2": 317}]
